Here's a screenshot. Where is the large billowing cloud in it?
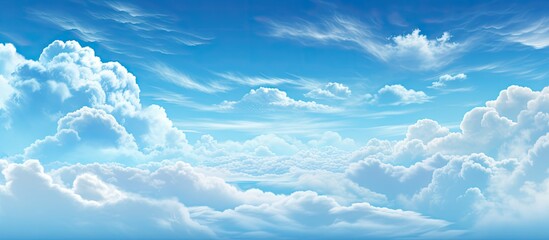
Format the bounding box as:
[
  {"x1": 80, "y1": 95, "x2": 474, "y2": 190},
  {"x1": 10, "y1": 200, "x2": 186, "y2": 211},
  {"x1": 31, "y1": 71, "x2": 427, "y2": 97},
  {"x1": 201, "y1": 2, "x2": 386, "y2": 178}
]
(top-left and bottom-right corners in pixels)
[
  {"x1": 0, "y1": 43, "x2": 24, "y2": 77},
  {"x1": 344, "y1": 84, "x2": 549, "y2": 237},
  {"x1": 24, "y1": 106, "x2": 140, "y2": 163},
  {"x1": 0, "y1": 43, "x2": 23, "y2": 111},
  {"x1": 1, "y1": 40, "x2": 190, "y2": 160}
]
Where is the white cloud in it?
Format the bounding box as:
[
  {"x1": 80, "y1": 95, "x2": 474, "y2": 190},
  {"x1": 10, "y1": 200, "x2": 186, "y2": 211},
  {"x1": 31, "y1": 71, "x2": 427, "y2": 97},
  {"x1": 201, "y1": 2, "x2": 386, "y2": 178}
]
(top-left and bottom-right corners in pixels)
[
  {"x1": 37, "y1": 40, "x2": 141, "y2": 115},
  {"x1": 0, "y1": 159, "x2": 457, "y2": 239},
  {"x1": 46, "y1": 80, "x2": 72, "y2": 101},
  {"x1": 347, "y1": 154, "x2": 448, "y2": 198},
  {"x1": 427, "y1": 85, "x2": 549, "y2": 158},
  {"x1": 189, "y1": 191, "x2": 452, "y2": 239},
  {"x1": 220, "y1": 87, "x2": 337, "y2": 112},
  {"x1": 0, "y1": 160, "x2": 212, "y2": 239},
  {"x1": 305, "y1": 82, "x2": 351, "y2": 99},
  {"x1": 373, "y1": 84, "x2": 431, "y2": 105},
  {"x1": 406, "y1": 119, "x2": 450, "y2": 143},
  {"x1": 505, "y1": 18, "x2": 549, "y2": 49},
  {"x1": 52, "y1": 161, "x2": 281, "y2": 210},
  {"x1": 0, "y1": 76, "x2": 14, "y2": 111},
  {"x1": 431, "y1": 73, "x2": 467, "y2": 88},
  {"x1": 266, "y1": 16, "x2": 461, "y2": 70},
  {"x1": 307, "y1": 131, "x2": 356, "y2": 150},
  {"x1": 343, "y1": 84, "x2": 549, "y2": 237},
  {"x1": 0, "y1": 43, "x2": 24, "y2": 110},
  {"x1": 403, "y1": 153, "x2": 495, "y2": 221},
  {"x1": 0, "y1": 40, "x2": 192, "y2": 160},
  {"x1": 0, "y1": 40, "x2": 139, "y2": 150},
  {"x1": 196, "y1": 146, "x2": 353, "y2": 175},
  {"x1": 387, "y1": 30, "x2": 459, "y2": 70},
  {"x1": 485, "y1": 85, "x2": 537, "y2": 121},
  {"x1": 0, "y1": 43, "x2": 24, "y2": 77},
  {"x1": 24, "y1": 107, "x2": 140, "y2": 163}
]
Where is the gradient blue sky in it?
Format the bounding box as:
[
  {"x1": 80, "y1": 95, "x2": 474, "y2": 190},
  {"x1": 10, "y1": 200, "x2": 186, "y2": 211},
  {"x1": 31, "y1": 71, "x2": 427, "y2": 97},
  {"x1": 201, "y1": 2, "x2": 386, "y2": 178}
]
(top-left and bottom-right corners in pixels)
[{"x1": 0, "y1": 0, "x2": 548, "y2": 239}]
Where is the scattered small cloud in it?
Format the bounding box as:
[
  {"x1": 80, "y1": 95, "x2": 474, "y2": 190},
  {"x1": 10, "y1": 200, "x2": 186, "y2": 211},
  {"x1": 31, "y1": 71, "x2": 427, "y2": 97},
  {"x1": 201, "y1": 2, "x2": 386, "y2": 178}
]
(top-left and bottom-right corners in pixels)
[
  {"x1": 373, "y1": 84, "x2": 431, "y2": 105},
  {"x1": 430, "y1": 73, "x2": 467, "y2": 88},
  {"x1": 220, "y1": 87, "x2": 337, "y2": 112},
  {"x1": 305, "y1": 82, "x2": 351, "y2": 100}
]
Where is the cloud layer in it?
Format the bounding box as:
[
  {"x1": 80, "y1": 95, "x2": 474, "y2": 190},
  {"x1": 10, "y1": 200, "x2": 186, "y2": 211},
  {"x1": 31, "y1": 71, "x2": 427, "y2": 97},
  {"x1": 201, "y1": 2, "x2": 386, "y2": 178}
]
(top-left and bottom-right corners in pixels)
[{"x1": 0, "y1": 40, "x2": 548, "y2": 239}]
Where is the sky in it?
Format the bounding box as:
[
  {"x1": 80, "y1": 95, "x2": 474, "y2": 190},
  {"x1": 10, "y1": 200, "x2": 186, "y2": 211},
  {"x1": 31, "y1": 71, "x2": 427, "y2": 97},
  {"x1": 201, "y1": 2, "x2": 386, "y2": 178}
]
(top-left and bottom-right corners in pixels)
[{"x1": 0, "y1": 0, "x2": 548, "y2": 239}]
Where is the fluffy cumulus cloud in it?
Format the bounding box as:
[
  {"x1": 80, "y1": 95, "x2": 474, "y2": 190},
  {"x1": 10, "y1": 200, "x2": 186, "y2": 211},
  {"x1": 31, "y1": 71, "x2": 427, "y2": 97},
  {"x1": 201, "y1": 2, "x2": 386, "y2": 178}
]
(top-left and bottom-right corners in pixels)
[
  {"x1": 431, "y1": 73, "x2": 467, "y2": 88},
  {"x1": 345, "y1": 84, "x2": 549, "y2": 238},
  {"x1": 387, "y1": 30, "x2": 459, "y2": 70},
  {"x1": 24, "y1": 107, "x2": 140, "y2": 163},
  {"x1": 0, "y1": 43, "x2": 24, "y2": 77},
  {"x1": 373, "y1": 84, "x2": 431, "y2": 105},
  {"x1": 305, "y1": 82, "x2": 351, "y2": 99},
  {"x1": 0, "y1": 43, "x2": 24, "y2": 110},
  {"x1": 51, "y1": 161, "x2": 281, "y2": 210},
  {"x1": 220, "y1": 87, "x2": 336, "y2": 112},
  {"x1": 0, "y1": 40, "x2": 190, "y2": 159}
]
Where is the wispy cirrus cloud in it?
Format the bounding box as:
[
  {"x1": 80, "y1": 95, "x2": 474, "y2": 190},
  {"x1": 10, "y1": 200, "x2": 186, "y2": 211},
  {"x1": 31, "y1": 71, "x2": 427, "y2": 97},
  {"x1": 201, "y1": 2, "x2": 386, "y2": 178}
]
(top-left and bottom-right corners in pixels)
[
  {"x1": 151, "y1": 63, "x2": 229, "y2": 93},
  {"x1": 175, "y1": 118, "x2": 345, "y2": 136},
  {"x1": 216, "y1": 72, "x2": 293, "y2": 86},
  {"x1": 263, "y1": 16, "x2": 463, "y2": 70},
  {"x1": 504, "y1": 18, "x2": 549, "y2": 49},
  {"x1": 143, "y1": 89, "x2": 224, "y2": 112},
  {"x1": 28, "y1": 0, "x2": 211, "y2": 56}
]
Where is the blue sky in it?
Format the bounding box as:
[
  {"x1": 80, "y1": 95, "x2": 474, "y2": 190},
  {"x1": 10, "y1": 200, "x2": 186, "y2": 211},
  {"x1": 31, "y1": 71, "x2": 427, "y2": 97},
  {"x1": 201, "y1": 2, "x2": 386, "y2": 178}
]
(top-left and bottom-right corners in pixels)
[{"x1": 0, "y1": 0, "x2": 549, "y2": 239}]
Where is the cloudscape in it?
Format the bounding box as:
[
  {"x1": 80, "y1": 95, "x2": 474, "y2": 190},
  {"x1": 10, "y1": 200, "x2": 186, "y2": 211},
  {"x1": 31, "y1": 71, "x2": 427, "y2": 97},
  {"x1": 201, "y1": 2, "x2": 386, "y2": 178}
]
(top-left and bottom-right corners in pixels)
[{"x1": 1, "y1": 0, "x2": 548, "y2": 239}]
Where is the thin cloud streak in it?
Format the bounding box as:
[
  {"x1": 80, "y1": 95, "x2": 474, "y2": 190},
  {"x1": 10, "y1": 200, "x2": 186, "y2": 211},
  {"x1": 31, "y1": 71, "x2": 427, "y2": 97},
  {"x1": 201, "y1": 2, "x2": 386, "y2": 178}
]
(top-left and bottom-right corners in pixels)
[
  {"x1": 175, "y1": 118, "x2": 346, "y2": 136},
  {"x1": 144, "y1": 90, "x2": 225, "y2": 111},
  {"x1": 150, "y1": 63, "x2": 229, "y2": 93}
]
